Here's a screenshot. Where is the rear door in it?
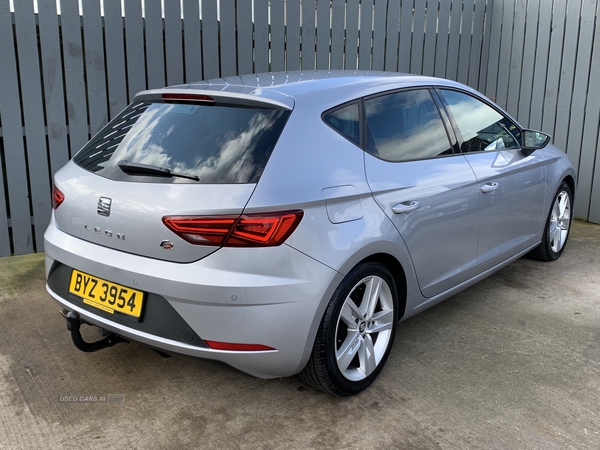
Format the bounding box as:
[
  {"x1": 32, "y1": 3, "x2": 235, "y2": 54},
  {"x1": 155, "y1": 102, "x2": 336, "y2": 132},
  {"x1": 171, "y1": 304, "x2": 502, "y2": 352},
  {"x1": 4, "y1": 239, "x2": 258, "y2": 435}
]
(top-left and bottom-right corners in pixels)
[
  {"x1": 438, "y1": 89, "x2": 547, "y2": 271},
  {"x1": 363, "y1": 88, "x2": 481, "y2": 298}
]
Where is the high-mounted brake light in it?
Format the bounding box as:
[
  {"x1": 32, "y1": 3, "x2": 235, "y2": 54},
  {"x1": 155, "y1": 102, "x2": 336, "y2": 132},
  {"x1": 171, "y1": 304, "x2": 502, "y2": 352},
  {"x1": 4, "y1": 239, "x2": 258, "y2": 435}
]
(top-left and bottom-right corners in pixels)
[
  {"x1": 162, "y1": 210, "x2": 303, "y2": 247},
  {"x1": 205, "y1": 340, "x2": 276, "y2": 352},
  {"x1": 52, "y1": 184, "x2": 65, "y2": 209},
  {"x1": 161, "y1": 93, "x2": 215, "y2": 103}
]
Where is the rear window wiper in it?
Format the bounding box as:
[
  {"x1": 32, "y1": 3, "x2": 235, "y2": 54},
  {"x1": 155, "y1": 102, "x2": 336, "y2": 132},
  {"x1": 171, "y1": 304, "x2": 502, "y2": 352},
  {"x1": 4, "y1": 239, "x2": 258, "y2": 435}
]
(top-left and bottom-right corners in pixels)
[{"x1": 117, "y1": 160, "x2": 199, "y2": 181}]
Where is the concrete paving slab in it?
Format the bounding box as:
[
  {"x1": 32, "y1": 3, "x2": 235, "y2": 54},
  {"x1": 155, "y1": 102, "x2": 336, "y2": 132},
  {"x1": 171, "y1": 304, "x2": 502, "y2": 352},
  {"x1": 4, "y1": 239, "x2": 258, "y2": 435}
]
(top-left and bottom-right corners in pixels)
[{"x1": 0, "y1": 221, "x2": 599, "y2": 449}]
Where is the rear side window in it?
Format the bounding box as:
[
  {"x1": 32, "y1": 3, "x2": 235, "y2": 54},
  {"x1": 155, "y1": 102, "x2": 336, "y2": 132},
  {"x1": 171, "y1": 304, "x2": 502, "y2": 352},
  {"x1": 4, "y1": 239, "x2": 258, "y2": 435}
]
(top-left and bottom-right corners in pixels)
[
  {"x1": 323, "y1": 102, "x2": 360, "y2": 146},
  {"x1": 364, "y1": 89, "x2": 452, "y2": 162},
  {"x1": 440, "y1": 89, "x2": 522, "y2": 152},
  {"x1": 74, "y1": 101, "x2": 290, "y2": 184}
]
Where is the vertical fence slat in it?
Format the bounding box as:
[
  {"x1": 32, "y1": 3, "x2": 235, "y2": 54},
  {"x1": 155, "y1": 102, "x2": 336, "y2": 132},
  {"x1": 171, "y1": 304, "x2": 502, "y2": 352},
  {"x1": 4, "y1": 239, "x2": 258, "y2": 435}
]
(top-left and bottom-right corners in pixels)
[
  {"x1": 372, "y1": 0, "x2": 387, "y2": 71},
  {"x1": 568, "y1": 0, "x2": 597, "y2": 219},
  {"x1": 183, "y1": 0, "x2": 202, "y2": 82},
  {"x1": 38, "y1": 1, "x2": 69, "y2": 174},
  {"x1": 541, "y1": 0, "x2": 567, "y2": 135},
  {"x1": 528, "y1": 0, "x2": 550, "y2": 130},
  {"x1": 14, "y1": 0, "x2": 51, "y2": 251},
  {"x1": 554, "y1": 0, "x2": 583, "y2": 154},
  {"x1": 104, "y1": 0, "x2": 128, "y2": 117},
  {"x1": 286, "y1": 0, "x2": 301, "y2": 71},
  {"x1": 270, "y1": 0, "x2": 285, "y2": 72},
  {"x1": 237, "y1": 0, "x2": 253, "y2": 74},
  {"x1": 254, "y1": 0, "x2": 270, "y2": 73},
  {"x1": 398, "y1": 0, "x2": 413, "y2": 73},
  {"x1": 345, "y1": 0, "x2": 359, "y2": 70},
  {"x1": 302, "y1": 0, "x2": 316, "y2": 69},
  {"x1": 495, "y1": 0, "x2": 515, "y2": 108},
  {"x1": 484, "y1": 0, "x2": 502, "y2": 96},
  {"x1": 124, "y1": 0, "x2": 146, "y2": 100},
  {"x1": 61, "y1": 0, "x2": 90, "y2": 150},
  {"x1": 434, "y1": 0, "x2": 451, "y2": 78},
  {"x1": 422, "y1": 0, "x2": 438, "y2": 76},
  {"x1": 410, "y1": 1, "x2": 425, "y2": 74},
  {"x1": 358, "y1": 0, "x2": 373, "y2": 70},
  {"x1": 590, "y1": 130, "x2": 600, "y2": 222},
  {"x1": 467, "y1": 0, "x2": 485, "y2": 89},
  {"x1": 330, "y1": 0, "x2": 345, "y2": 69},
  {"x1": 384, "y1": 0, "x2": 401, "y2": 71},
  {"x1": 0, "y1": 134, "x2": 9, "y2": 254},
  {"x1": 476, "y1": 0, "x2": 493, "y2": 92},
  {"x1": 0, "y1": 6, "x2": 28, "y2": 255},
  {"x1": 144, "y1": 0, "x2": 165, "y2": 89},
  {"x1": 505, "y1": 0, "x2": 526, "y2": 116},
  {"x1": 219, "y1": 0, "x2": 236, "y2": 77},
  {"x1": 446, "y1": 0, "x2": 461, "y2": 80},
  {"x1": 164, "y1": 0, "x2": 184, "y2": 85},
  {"x1": 201, "y1": 0, "x2": 219, "y2": 79},
  {"x1": 316, "y1": 0, "x2": 331, "y2": 69},
  {"x1": 456, "y1": 1, "x2": 474, "y2": 84},
  {"x1": 515, "y1": 0, "x2": 539, "y2": 126},
  {"x1": 82, "y1": 0, "x2": 108, "y2": 136},
  {"x1": 579, "y1": 1, "x2": 600, "y2": 221}
]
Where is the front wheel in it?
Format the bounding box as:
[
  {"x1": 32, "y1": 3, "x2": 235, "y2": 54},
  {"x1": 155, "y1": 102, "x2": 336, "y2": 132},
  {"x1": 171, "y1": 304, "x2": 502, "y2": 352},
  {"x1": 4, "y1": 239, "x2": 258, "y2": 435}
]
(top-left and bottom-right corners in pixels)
[
  {"x1": 530, "y1": 181, "x2": 572, "y2": 261},
  {"x1": 300, "y1": 261, "x2": 399, "y2": 395}
]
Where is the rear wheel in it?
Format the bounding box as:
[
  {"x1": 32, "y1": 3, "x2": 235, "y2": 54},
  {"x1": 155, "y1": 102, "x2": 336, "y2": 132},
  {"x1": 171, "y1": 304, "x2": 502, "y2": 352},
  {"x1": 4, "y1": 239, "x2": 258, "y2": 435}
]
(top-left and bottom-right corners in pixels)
[
  {"x1": 300, "y1": 261, "x2": 398, "y2": 395},
  {"x1": 530, "y1": 181, "x2": 572, "y2": 261}
]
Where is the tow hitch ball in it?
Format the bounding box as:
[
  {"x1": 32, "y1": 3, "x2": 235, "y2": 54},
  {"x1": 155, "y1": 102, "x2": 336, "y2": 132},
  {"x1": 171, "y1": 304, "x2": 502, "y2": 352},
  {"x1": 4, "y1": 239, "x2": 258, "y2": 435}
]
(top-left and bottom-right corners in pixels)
[{"x1": 60, "y1": 310, "x2": 128, "y2": 352}]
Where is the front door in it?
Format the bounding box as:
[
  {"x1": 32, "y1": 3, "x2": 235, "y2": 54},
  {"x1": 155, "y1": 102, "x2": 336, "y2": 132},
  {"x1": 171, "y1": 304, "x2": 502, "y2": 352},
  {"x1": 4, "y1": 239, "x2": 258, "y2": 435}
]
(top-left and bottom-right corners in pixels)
[{"x1": 438, "y1": 89, "x2": 547, "y2": 271}]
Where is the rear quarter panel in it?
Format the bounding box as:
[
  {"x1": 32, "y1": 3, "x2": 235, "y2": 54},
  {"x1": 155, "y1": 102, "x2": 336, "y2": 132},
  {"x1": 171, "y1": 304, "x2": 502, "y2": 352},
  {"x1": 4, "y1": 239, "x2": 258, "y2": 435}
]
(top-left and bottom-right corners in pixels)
[{"x1": 246, "y1": 99, "x2": 426, "y2": 366}]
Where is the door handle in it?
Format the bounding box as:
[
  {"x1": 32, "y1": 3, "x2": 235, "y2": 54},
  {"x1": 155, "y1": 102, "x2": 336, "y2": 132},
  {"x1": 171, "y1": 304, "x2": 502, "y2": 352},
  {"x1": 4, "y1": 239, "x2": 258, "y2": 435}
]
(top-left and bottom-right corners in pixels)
[
  {"x1": 392, "y1": 200, "x2": 420, "y2": 214},
  {"x1": 480, "y1": 182, "x2": 499, "y2": 193}
]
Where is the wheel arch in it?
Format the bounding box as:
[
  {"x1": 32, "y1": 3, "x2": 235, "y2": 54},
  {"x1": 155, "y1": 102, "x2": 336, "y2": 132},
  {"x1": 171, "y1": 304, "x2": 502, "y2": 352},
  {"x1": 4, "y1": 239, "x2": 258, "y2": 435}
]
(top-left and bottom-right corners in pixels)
[
  {"x1": 361, "y1": 252, "x2": 408, "y2": 321},
  {"x1": 295, "y1": 246, "x2": 414, "y2": 376},
  {"x1": 562, "y1": 174, "x2": 576, "y2": 203}
]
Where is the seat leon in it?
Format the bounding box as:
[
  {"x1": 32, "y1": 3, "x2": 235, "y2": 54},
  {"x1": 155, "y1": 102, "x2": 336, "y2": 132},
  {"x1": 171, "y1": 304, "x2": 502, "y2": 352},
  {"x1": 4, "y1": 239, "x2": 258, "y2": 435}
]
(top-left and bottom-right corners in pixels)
[{"x1": 45, "y1": 71, "x2": 575, "y2": 395}]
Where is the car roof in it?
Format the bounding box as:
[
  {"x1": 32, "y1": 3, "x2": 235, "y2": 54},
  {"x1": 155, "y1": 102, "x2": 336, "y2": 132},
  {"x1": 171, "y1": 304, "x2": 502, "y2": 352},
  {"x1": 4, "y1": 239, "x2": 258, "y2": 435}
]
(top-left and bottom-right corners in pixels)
[{"x1": 135, "y1": 70, "x2": 471, "y2": 111}]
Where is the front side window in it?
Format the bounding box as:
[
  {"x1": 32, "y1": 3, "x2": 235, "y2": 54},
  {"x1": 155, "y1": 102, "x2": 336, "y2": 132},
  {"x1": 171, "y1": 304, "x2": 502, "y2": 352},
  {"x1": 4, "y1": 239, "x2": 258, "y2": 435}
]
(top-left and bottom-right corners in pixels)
[
  {"x1": 74, "y1": 101, "x2": 290, "y2": 184},
  {"x1": 364, "y1": 89, "x2": 452, "y2": 162},
  {"x1": 440, "y1": 89, "x2": 521, "y2": 153}
]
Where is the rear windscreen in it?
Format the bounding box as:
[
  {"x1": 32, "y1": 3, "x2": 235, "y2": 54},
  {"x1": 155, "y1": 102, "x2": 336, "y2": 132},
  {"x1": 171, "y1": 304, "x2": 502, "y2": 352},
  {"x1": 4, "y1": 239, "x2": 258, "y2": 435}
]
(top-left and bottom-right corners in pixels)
[{"x1": 73, "y1": 101, "x2": 291, "y2": 184}]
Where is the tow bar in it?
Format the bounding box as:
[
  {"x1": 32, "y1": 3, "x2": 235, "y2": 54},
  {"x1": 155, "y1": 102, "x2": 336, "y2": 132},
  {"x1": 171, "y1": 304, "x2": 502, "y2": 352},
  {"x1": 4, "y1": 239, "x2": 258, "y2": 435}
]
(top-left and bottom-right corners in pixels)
[{"x1": 60, "y1": 310, "x2": 128, "y2": 352}]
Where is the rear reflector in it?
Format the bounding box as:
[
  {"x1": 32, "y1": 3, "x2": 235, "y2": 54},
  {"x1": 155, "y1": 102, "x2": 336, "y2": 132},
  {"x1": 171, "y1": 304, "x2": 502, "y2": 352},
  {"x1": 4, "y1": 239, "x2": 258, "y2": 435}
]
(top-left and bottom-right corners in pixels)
[
  {"x1": 161, "y1": 93, "x2": 215, "y2": 103},
  {"x1": 205, "y1": 341, "x2": 276, "y2": 352},
  {"x1": 52, "y1": 184, "x2": 65, "y2": 209},
  {"x1": 162, "y1": 210, "x2": 303, "y2": 247}
]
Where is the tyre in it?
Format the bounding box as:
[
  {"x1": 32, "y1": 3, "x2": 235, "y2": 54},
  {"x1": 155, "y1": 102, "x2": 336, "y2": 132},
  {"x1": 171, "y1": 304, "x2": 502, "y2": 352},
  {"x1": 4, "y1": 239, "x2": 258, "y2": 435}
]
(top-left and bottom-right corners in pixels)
[
  {"x1": 300, "y1": 261, "x2": 399, "y2": 395},
  {"x1": 529, "y1": 181, "x2": 572, "y2": 261}
]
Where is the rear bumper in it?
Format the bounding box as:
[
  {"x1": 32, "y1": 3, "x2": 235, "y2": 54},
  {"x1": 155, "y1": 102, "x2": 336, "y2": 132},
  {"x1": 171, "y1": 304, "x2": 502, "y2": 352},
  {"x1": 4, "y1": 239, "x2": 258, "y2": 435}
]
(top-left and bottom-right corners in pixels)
[{"x1": 44, "y1": 221, "x2": 342, "y2": 378}]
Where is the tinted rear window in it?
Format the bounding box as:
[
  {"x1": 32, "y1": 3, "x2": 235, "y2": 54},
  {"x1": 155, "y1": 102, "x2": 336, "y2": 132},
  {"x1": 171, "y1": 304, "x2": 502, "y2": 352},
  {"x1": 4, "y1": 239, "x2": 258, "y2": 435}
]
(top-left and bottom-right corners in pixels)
[{"x1": 74, "y1": 101, "x2": 290, "y2": 184}]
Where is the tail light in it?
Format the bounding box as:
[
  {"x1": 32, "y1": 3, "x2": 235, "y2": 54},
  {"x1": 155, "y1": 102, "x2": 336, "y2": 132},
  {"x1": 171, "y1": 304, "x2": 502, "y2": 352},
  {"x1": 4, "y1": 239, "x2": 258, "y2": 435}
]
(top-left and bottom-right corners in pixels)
[
  {"x1": 52, "y1": 184, "x2": 65, "y2": 209},
  {"x1": 162, "y1": 210, "x2": 303, "y2": 247}
]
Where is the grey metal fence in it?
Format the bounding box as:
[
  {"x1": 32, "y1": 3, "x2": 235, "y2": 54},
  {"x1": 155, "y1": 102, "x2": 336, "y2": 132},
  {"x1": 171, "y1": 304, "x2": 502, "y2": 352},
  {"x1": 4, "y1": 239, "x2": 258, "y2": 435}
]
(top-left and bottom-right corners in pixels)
[
  {"x1": 0, "y1": 0, "x2": 599, "y2": 257},
  {"x1": 483, "y1": 0, "x2": 600, "y2": 225}
]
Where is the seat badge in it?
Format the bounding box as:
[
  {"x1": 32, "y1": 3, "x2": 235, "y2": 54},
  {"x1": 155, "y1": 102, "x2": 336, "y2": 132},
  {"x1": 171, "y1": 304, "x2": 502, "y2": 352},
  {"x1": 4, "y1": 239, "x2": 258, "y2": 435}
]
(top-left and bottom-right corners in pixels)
[{"x1": 97, "y1": 197, "x2": 112, "y2": 217}]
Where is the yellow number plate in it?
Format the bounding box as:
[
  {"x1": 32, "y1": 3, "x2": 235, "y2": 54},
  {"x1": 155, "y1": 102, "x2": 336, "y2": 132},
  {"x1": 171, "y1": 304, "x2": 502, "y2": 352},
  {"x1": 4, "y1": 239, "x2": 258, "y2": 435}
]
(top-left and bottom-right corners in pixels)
[{"x1": 69, "y1": 270, "x2": 144, "y2": 318}]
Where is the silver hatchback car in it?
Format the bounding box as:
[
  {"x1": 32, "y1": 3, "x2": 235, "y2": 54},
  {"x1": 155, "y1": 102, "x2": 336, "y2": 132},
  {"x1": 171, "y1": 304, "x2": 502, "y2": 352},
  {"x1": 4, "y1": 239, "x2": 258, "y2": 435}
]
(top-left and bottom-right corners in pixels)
[{"x1": 45, "y1": 71, "x2": 575, "y2": 395}]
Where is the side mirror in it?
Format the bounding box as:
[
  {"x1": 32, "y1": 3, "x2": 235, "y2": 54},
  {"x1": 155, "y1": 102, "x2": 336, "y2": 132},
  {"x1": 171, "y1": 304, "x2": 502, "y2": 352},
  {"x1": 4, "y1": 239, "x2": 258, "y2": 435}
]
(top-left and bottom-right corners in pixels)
[{"x1": 522, "y1": 130, "x2": 551, "y2": 156}]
